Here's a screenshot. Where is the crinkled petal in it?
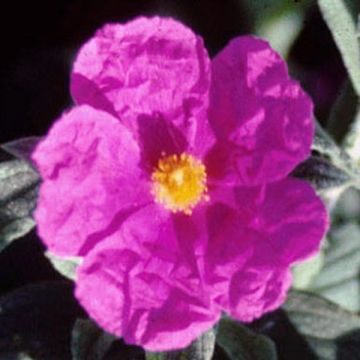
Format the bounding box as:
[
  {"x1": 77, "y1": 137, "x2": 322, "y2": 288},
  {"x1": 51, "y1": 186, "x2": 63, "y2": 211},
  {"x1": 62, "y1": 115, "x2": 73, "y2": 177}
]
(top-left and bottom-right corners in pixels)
[
  {"x1": 209, "y1": 36, "x2": 314, "y2": 186},
  {"x1": 234, "y1": 177, "x2": 329, "y2": 266},
  {"x1": 204, "y1": 189, "x2": 255, "y2": 302},
  {"x1": 225, "y1": 266, "x2": 292, "y2": 322},
  {"x1": 203, "y1": 179, "x2": 327, "y2": 320},
  {"x1": 71, "y1": 17, "x2": 214, "y2": 156},
  {"x1": 32, "y1": 105, "x2": 152, "y2": 256},
  {"x1": 75, "y1": 204, "x2": 220, "y2": 351}
]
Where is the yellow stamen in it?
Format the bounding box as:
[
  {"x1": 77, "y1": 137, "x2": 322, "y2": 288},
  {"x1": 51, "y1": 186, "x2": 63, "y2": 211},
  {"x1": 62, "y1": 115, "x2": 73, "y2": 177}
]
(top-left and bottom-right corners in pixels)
[{"x1": 152, "y1": 153, "x2": 209, "y2": 215}]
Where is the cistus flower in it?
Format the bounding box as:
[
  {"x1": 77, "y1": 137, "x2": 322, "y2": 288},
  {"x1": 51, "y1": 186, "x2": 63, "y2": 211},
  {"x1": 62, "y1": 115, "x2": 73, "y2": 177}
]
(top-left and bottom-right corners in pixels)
[{"x1": 32, "y1": 17, "x2": 328, "y2": 351}]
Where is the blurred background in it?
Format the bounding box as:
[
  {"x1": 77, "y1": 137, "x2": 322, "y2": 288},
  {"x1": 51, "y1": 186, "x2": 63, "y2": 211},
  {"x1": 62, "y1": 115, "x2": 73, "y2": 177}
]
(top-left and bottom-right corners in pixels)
[
  {"x1": 1, "y1": 1, "x2": 360, "y2": 359},
  {"x1": 0, "y1": 0, "x2": 350, "y2": 144}
]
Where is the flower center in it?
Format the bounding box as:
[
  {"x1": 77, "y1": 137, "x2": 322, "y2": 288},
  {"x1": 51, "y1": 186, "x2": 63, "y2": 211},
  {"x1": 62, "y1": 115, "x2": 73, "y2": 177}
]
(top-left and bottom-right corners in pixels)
[{"x1": 152, "y1": 153, "x2": 208, "y2": 215}]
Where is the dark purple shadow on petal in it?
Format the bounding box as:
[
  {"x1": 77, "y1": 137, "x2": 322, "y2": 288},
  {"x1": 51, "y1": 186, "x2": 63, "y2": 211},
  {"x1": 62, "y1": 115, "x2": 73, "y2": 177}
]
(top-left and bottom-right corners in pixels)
[
  {"x1": 171, "y1": 213, "x2": 203, "y2": 275},
  {"x1": 118, "y1": 250, "x2": 139, "y2": 338},
  {"x1": 205, "y1": 203, "x2": 242, "y2": 266},
  {"x1": 137, "y1": 114, "x2": 188, "y2": 172},
  {"x1": 70, "y1": 73, "x2": 118, "y2": 117},
  {"x1": 182, "y1": 97, "x2": 203, "y2": 126},
  {"x1": 78, "y1": 205, "x2": 145, "y2": 256},
  {"x1": 206, "y1": 203, "x2": 234, "y2": 241},
  {"x1": 204, "y1": 141, "x2": 239, "y2": 185},
  {"x1": 83, "y1": 247, "x2": 140, "y2": 337},
  {"x1": 138, "y1": 289, "x2": 212, "y2": 346},
  {"x1": 192, "y1": 37, "x2": 211, "y2": 94}
]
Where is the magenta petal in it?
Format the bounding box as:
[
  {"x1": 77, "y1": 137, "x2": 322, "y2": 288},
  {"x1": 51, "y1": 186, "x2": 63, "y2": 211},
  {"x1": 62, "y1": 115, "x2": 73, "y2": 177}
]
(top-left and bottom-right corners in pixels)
[
  {"x1": 71, "y1": 17, "x2": 213, "y2": 155},
  {"x1": 75, "y1": 205, "x2": 220, "y2": 351},
  {"x1": 136, "y1": 114, "x2": 187, "y2": 171},
  {"x1": 226, "y1": 266, "x2": 292, "y2": 322},
  {"x1": 32, "y1": 105, "x2": 151, "y2": 256},
  {"x1": 209, "y1": 36, "x2": 314, "y2": 185},
  {"x1": 204, "y1": 198, "x2": 255, "y2": 302},
  {"x1": 234, "y1": 178, "x2": 329, "y2": 265},
  {"x1": 30, "y1": 15, "x2": 329, "y2": 350},
  {"x1": 203, "y1": 179, "x2": 327, "y2": 321}
]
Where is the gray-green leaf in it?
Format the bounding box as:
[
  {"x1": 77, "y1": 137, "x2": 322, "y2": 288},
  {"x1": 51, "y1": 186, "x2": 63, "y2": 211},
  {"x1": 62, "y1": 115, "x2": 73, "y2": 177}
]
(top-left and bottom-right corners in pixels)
[
  {"x1": 312, "y1": 121, "x2": 358, "y2": 178},
  {"x1": 216, "y1": 317, "x2": 277, "y2": 360},
  {"x1": 293, "y1": 121, "x2": 360, "y2": 205},
  {"x1": 242, "y1": 0, "x2": 312, "y2": 57},
  {"x1": 45, "y1": 251, "x2": 82, "y2": 281},
  {"x1": 292, "y1": 250, "x2": 325, "y2": 290},
  {"x1": 333, "y1": 187, "x2": 360, "y2": 222},
  {"x1": 309, "y1": 222, "x2": 360, "y2": 312},
  {"x1": 344, "y1": 104, "x2": 360, "y2": 165},
  {"x1": 291, "y1": 155, "x2": 352, "y2": 191},
  {"x1": 0, "y1": 159, "x2": 40, "y2": 252},
  {"x1": 146, "y1": 328, "x2": 216, "y2": 360},
  {"x1": 318, "y1": 0, "x2": 360, "y2": 96},
  {"x1": 1, "y1": 137, "x2": 41, "y2": 166},
  {"x1": 0, "y1": 353, "x2": 36, "y2": 360},
  {"x1": 283, "y1": 291, "x2": 360, "y2": 360},
  {"x1": 326, "y1": 80, "x2": 359, "y2": 143},
  {"x1": 0, "y1": 282, "x2": 83, "y2": 359},
  {"x1": 71, "y1": 319, "x2": 117, "y2": 360}
]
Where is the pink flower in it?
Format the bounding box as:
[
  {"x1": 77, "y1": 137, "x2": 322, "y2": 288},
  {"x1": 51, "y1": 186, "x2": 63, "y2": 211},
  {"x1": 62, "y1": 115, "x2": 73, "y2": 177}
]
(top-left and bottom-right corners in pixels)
[{"x1": 32, "y1": 17, "x2": 328, "y2": 351}]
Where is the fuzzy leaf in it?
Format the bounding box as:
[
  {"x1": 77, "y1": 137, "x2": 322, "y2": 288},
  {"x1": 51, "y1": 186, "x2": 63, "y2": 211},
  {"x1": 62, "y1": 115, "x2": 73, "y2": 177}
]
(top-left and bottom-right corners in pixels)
[
  {"x1": 71, "y1": 319, "x2": 117, "y2": 360},
  {"x1": 344, "y1": 105, "x2": 360, "y2": 165},
  {"x1": 0, "y1": 282, "x2": 83, "y2": 359},
  {"x1": 0, "y1": 159, "x2": 39, "y2": 252},
  {"x1": 326, "y1": 80, "x2": 358, "y2": 143},
  {"x1": 216, "y1": 318, "x2": 277, "y2": 360},
  {"x1": 71, "y1": 319, "x2": 144, "y2": 360},
  {"x1": 309, "y1": 222, "x2": 360, "y2": 312},
  {"x1": 146, "y1": 328, "x2": 216, "y2": 360},
  {"x1": 291, "y1": 155, "x2": 352, "y2": 191},
  {"x1": 1, "y1": 137, "x2": 41, "y2": 166},
  {"x1": 318, "y1": 0, "x2": 360, "y2": 96},
  {"x1": 292, "y1": 121, "x2": 360, "y2": 206},
  {"x1": 0, "y1": 353, "x2": 36, "y2": 360},
  {"x1": 292, "y1": 250, "x2": 325, "y2": 290},
  {"x1": 243, "y1": 0, "x2": 312, "y2": 56},
  {"x1": 312, "y1": 121, "x2": 358, "y2": 177},
  {"x1": 45, "y1": 252, "x2": 82, "y2": 281},
  {"x1": 283, "y1": 291, "x2": 360, "y2": 360},
  {"x1": 333, "y1": 187, "x2": 360, "y2": 222}
]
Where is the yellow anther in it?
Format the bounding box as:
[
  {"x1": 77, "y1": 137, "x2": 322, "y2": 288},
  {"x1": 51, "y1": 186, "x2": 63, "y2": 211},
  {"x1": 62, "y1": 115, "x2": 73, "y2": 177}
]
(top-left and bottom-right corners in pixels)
[{"x1": 152, "y1": 153, "x2": 208, "y2": 215}]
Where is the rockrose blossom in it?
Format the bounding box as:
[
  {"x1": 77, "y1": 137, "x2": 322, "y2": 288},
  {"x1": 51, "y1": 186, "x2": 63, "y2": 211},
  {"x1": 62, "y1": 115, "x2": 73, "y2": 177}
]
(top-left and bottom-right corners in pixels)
[{"x1": 32, "y1": 17, "x2": 328, "y2": 351}]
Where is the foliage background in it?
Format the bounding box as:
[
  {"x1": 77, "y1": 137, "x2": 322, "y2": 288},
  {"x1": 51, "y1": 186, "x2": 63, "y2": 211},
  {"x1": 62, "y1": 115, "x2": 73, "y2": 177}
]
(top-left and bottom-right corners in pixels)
[
  {"x1": 0, "y1": 1, "x2": 359, "y2": 359},
  {"x1": 0, "y1": 0, "x2": 349, "y2": 145}
]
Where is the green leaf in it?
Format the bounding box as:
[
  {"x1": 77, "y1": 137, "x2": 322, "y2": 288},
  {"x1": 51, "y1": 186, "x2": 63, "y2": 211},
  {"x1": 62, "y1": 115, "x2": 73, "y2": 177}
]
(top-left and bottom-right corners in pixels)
[
  {"x1": 318, "y1": 0, "x2": 360, "y2": 96},
  {"x1": 291, "y1": 155, "x2": 353, "y2": 191},
  {"x1": 71, "y1": 319, "x2": 117, "y2": 360},
  {"x1": 312, "y1": 121, "x2": 357, "y2": 177},
  {"x1": 216, "y1": 317, "x2": 277, "y2": 360},
  {"x1": 0, "y1": 159, "x2": 40, "y2": 252},
  {"x1": 292, "y1": 250, "x2": 325, "y2": 290},
  {"x1": 1, "y1": 137, "x2": 41, "y2": 165},
  {"x1": 333, "y1": 187, "x2": 360, "y2": 222},
  {"x1": 344, "y1": 104, "x2": 360, "y2": 165},
  {"x1": 45, "y1": 251, "x2": 82, "y2": 281},
  {"x1": 326, "y1": 80, "x2": 359, "y2": 143},
  {"x1": 146, "y1": 328, "x2": 216, "y2": 360},
  {"x1": 243, "y1": 0, "x2": 312, "y2": 57},
  {"x1": 0, "y1": 353, "x2": 36, "y2": 360},
  {"x1": 257, "y1": 10, "x2": 303, "y2": 57},
  {"x1": 0, "y1": 282, "x2": 83, "y2": 359},
  {"x1": 309, "y1": 222, "x2": 360, "y2": 312},
  {"x1": 283, "y1": 291, "x2": 360, "y2": 360},
  {"x1": 292, "y1": 121, "x2": 360, "y2": 206}
]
